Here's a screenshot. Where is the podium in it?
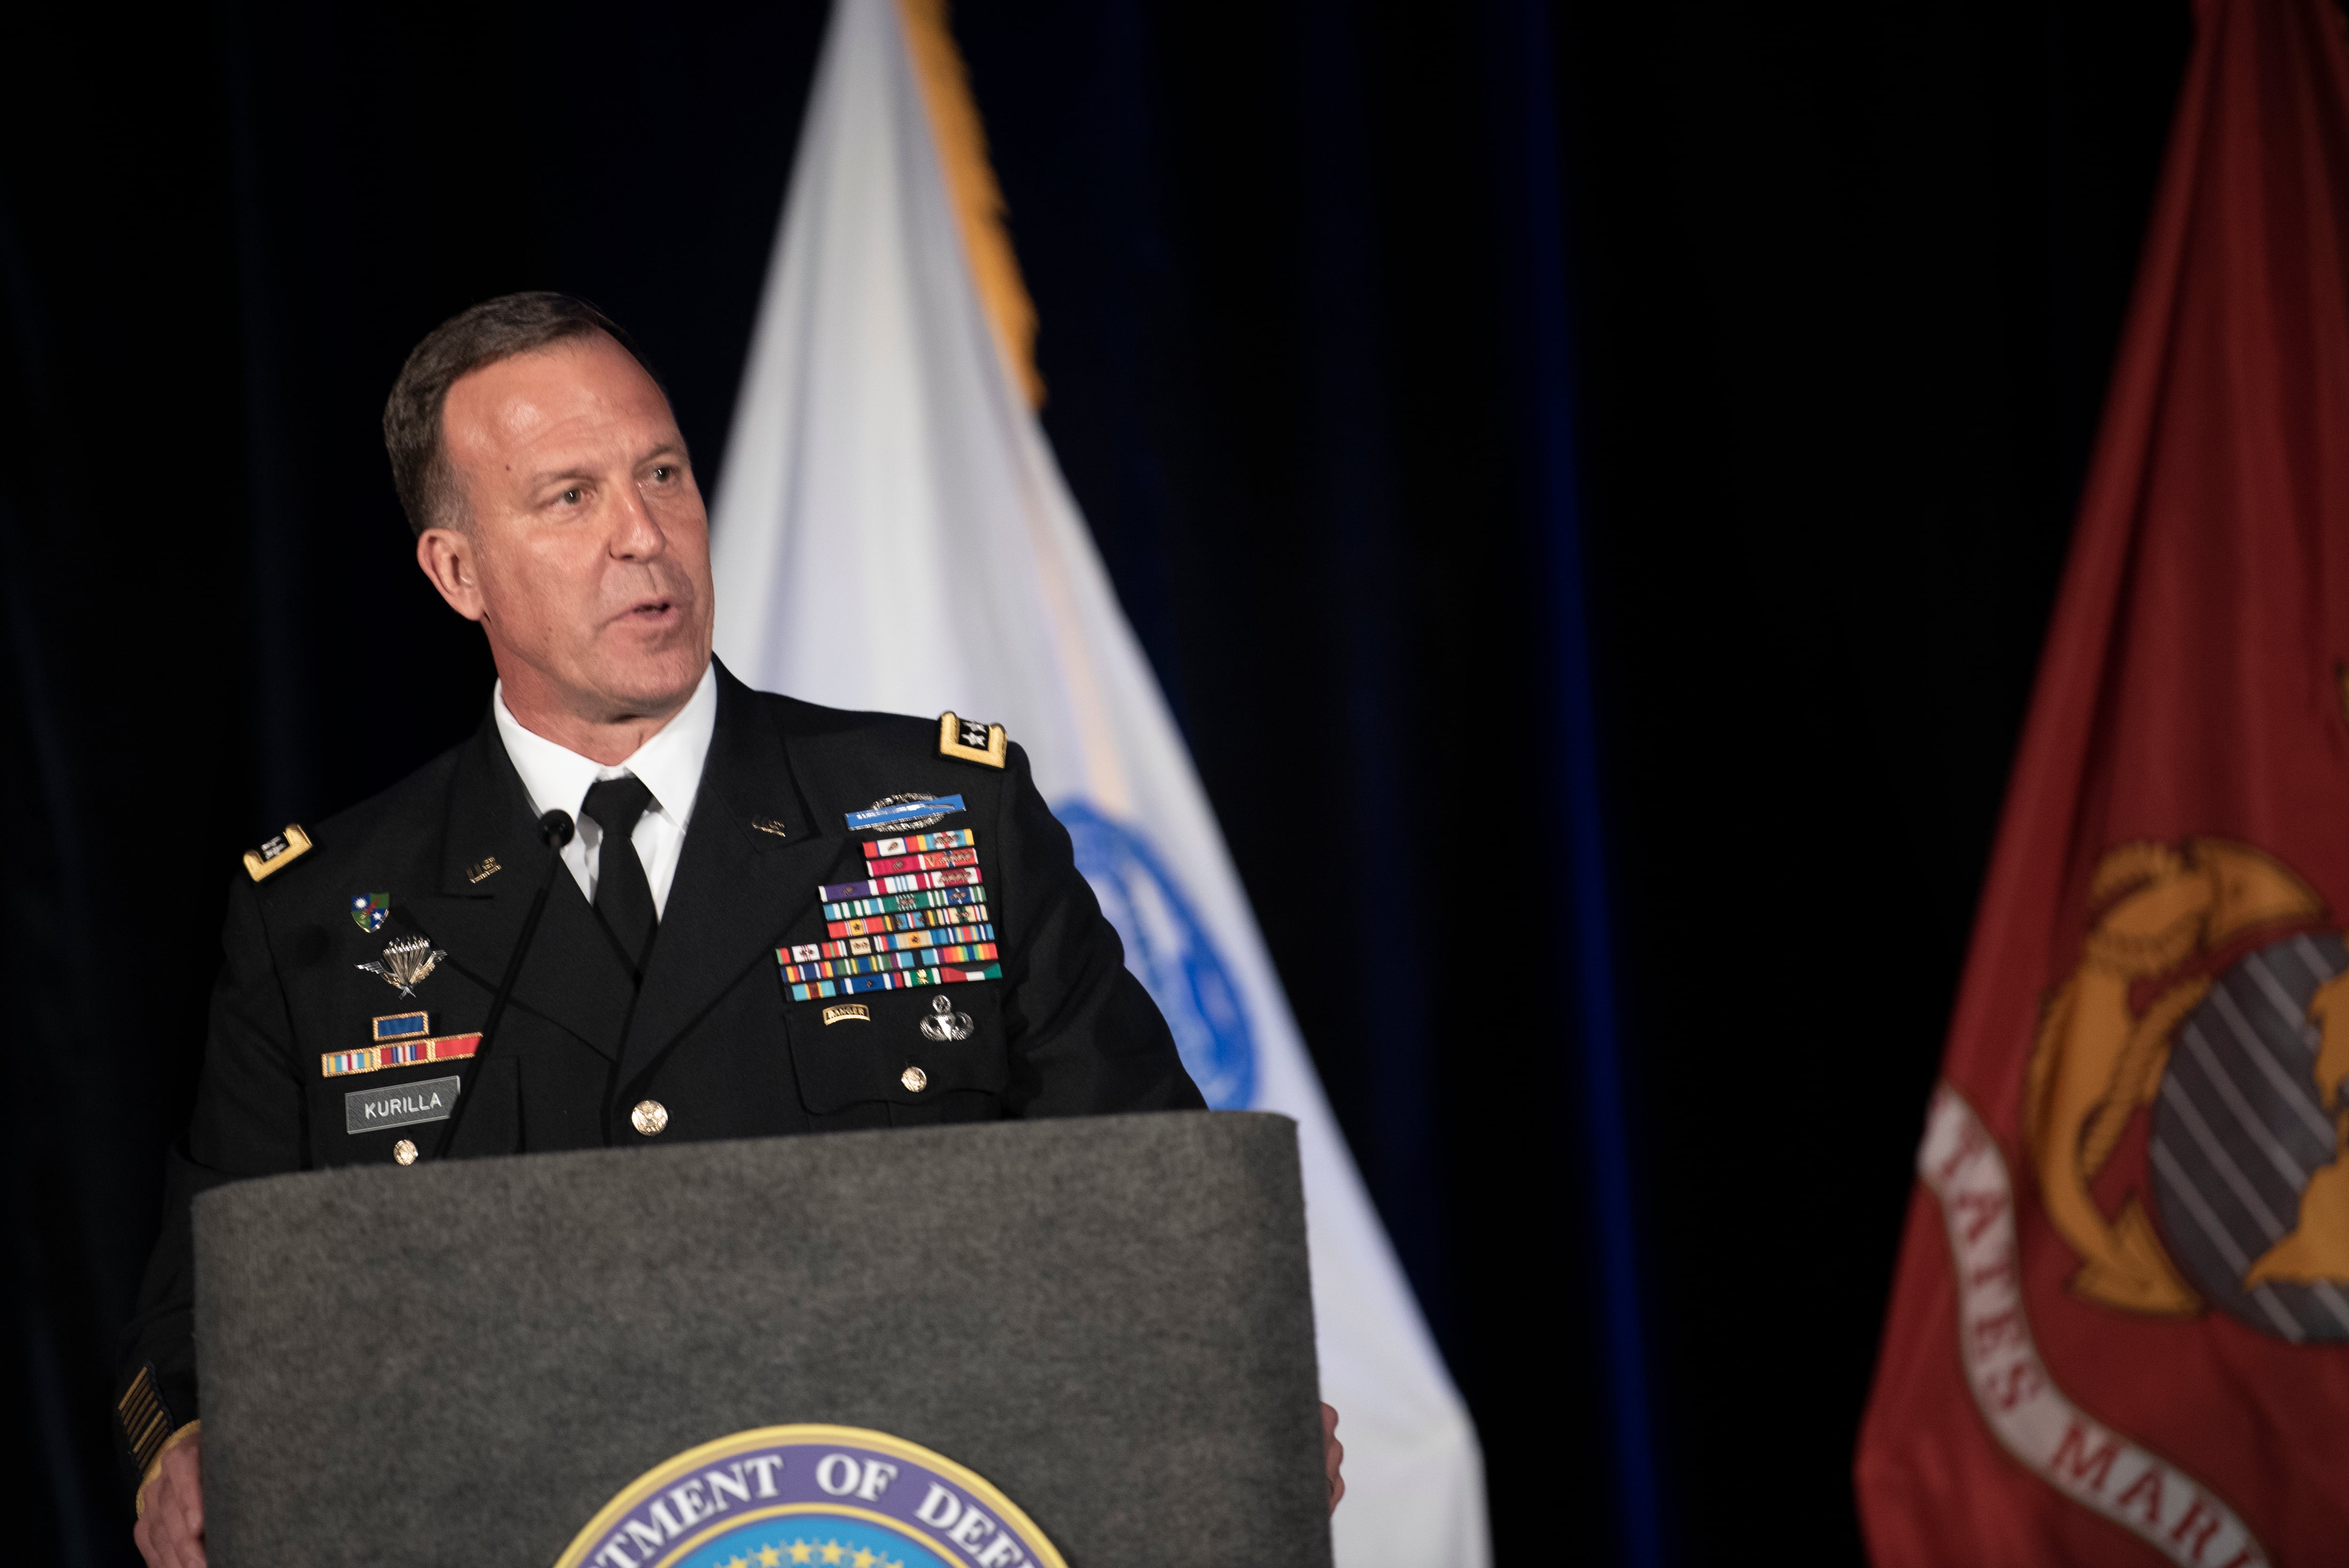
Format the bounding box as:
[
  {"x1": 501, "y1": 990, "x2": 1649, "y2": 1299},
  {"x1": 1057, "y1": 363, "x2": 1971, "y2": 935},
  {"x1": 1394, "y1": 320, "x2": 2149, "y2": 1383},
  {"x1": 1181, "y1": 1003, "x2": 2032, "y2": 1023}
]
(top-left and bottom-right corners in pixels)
[{"x1": 191, "y1": 1111, "x2": 1330, "y2": 1568}]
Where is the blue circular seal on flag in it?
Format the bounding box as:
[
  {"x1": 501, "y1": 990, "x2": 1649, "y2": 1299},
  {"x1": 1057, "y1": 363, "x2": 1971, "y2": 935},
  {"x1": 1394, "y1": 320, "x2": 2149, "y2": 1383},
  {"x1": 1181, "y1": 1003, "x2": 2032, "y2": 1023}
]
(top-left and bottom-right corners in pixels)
[
  {"x1": 552, "y1": 1425, "x2": 1065, "y2": 1568},
  {"x1": 1057, "y1": 801, "x2": 1257, "y2": 1109}
]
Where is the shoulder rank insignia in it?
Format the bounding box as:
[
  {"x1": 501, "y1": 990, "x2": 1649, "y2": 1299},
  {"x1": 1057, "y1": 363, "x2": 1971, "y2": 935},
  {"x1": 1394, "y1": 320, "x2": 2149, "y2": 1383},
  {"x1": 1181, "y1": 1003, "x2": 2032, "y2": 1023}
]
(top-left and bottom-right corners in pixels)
[
  {"x1": 243, "y1": 824, "x2": 313, "y2": 883},
  {"x1": 937, "y1": 711, "x2": 1008, "y2": 768}
]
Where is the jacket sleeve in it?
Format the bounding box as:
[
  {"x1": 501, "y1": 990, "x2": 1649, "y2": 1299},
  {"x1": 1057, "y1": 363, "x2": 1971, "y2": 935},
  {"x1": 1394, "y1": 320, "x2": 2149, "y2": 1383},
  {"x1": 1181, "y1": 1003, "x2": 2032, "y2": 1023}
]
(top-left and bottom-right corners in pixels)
[
  {"x1": 113, "y1": 871, "x2": 310, "y2": 1472},
  {"x1": 992, "y1": 743, "x2": 1207, "y2": 1116}
]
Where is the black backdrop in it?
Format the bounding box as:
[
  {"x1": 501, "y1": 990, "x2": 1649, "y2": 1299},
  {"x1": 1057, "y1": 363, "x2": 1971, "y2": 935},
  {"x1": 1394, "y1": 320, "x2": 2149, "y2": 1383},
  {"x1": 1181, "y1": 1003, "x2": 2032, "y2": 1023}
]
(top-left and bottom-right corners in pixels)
[{"x1": 0, "y1": 1, "x2": 2190, "y2": 1563}]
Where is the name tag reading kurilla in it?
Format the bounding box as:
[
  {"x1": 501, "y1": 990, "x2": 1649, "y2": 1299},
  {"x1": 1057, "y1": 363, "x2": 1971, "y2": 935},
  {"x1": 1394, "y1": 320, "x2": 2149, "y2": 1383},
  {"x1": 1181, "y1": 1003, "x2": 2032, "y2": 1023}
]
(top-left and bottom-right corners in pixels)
[{"x1": 345, "y1": 1075, "x2": 462, "y2": 1134}]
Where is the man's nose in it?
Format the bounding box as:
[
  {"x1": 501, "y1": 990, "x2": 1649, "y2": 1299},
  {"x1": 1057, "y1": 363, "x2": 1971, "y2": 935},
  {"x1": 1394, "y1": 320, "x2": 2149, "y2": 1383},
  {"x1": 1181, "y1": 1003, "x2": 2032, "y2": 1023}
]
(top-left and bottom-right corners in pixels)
[{"x1": 607, "y1": 481, "x2": 666, "y2": 559}]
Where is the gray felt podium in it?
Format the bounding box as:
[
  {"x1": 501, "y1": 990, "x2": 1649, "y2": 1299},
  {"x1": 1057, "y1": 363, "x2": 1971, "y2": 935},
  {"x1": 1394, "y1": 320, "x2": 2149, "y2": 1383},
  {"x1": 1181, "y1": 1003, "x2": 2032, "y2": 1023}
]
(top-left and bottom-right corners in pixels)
[{"x1": 191, "y1": 1111, "x2": 1329, "y2": 1568}]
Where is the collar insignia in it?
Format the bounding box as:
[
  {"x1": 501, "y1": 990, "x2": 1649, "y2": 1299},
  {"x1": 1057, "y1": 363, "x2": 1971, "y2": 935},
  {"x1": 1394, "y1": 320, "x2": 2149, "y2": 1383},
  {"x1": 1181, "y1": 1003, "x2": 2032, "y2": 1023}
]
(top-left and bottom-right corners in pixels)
[{"x1": 243, "y1": 824, "x2": 313, "y2": 883}]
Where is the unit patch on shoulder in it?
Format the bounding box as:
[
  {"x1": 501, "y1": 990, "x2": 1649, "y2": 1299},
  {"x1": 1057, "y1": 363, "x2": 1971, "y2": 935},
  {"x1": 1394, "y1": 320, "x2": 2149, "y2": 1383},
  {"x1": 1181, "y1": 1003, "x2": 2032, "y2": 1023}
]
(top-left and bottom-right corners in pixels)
[
  {"x1": 243, "y1": 824, "x2": 313, "y2": 883},
  {"x1": 938, "y1": 711, "x2": 1009, "y2": 768}
]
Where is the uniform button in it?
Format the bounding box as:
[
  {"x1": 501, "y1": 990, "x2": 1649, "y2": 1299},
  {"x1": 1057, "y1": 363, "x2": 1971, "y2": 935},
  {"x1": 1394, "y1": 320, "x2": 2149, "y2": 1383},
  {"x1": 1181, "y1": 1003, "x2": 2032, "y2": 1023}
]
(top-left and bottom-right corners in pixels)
[
  {"x1": 631, "y1": 1099, "x2": 669, "y2": 1136},
  {"x1": 901, "y1": 1066, "x2": 928, "y2": 1093},
  {"x1": 393, "y1": 1139, "x2": 418, "y2": 1166}
]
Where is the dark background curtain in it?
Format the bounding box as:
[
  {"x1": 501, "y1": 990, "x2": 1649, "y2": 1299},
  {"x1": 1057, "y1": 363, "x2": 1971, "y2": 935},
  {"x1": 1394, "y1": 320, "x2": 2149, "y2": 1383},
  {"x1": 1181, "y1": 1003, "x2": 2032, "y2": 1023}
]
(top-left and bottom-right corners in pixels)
[{"x1": 0, "y1": 1, "x2": 2189, "y2": 1562}]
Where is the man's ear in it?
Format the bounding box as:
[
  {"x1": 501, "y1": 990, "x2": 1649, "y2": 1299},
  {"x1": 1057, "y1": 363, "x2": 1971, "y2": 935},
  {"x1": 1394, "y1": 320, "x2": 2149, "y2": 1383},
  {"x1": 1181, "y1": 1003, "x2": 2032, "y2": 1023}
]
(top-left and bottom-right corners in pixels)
[{"x1": 416, "y1": 526, "x2": 488, "y2": 623}]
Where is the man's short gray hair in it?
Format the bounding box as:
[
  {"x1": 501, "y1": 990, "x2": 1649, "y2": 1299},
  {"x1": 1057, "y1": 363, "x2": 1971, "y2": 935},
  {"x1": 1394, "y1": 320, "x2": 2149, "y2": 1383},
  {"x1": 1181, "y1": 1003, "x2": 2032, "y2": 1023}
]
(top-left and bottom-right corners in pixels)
[{"x1": 382, "y1": 292, "x2": 653, "y2": 538}]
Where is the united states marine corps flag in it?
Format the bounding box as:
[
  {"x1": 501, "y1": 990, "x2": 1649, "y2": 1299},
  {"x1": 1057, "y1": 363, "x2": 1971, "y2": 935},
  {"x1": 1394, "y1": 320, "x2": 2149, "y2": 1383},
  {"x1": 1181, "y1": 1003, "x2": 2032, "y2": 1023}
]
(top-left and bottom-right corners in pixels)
[{"x1": 1856, "y1": 0, "x2": 2349, "y2": 1564}]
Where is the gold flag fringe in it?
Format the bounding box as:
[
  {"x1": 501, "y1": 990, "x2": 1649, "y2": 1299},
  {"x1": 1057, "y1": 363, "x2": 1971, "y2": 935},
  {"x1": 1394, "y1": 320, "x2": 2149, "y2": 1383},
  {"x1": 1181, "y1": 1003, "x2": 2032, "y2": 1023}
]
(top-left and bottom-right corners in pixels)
[{"x1": 895, "y1": 0, "x2": 1046, "y2": 409}]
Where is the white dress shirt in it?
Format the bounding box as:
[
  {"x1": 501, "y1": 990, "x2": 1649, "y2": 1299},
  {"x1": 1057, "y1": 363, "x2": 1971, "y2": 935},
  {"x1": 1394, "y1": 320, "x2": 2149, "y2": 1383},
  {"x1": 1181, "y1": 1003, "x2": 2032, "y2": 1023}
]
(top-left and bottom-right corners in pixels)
[{"x1": 491, "y1": 664, "x2": 719, "y2": 918}]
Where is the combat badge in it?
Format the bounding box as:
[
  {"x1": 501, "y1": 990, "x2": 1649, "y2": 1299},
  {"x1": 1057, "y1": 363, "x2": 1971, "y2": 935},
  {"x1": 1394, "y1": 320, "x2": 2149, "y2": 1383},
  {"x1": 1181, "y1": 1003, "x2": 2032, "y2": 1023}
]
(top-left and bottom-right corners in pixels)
[
  {"x1": 845, "y1": 792, "x2": 966, "y2": 833},
  {"x1": 350, "y1": 893, "x2": 389, "y2": 932},
  {"x1": 358, "y1": 934, "x2": 445, "y2": 997},
  {"x1": 243, "y1": 824, "x2": 313, "y2": 883},
  {"x1": 938, "y1": 711, "x2": 1009, "y2": 768}
]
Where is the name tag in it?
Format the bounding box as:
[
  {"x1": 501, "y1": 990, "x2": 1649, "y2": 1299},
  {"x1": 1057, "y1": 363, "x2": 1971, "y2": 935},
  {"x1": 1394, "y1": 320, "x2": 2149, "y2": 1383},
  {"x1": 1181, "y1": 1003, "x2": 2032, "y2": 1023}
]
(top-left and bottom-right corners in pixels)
[{"x1": 345, "y1": 1074, "x2": 462, "y2": 1134}]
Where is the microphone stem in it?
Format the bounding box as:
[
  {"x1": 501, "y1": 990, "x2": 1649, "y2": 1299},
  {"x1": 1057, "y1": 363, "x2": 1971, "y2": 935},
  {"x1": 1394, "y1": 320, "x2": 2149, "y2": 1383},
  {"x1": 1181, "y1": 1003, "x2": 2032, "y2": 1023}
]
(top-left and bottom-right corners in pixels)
[{"x1": 435, "y1": 813, "x2": 572, "y2": 1159}]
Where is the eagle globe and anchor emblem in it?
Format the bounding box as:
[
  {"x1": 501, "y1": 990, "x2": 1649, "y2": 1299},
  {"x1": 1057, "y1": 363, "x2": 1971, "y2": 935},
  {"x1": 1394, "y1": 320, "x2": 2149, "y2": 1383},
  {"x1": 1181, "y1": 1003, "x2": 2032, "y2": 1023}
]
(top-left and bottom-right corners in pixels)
[
  {"x1": 2028, "y1": 838, "x2": 2349, "y2": 1341},
  {"x1": 554, "y1": 1426, "x2": 1064, "y2": 1568}
]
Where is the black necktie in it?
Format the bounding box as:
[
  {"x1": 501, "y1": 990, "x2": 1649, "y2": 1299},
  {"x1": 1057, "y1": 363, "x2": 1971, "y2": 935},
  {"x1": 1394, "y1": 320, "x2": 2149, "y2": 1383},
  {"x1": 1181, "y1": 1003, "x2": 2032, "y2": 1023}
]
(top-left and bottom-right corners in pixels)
[{"x1": 580, "y1": 775, "x2": 658, "y2": 974}]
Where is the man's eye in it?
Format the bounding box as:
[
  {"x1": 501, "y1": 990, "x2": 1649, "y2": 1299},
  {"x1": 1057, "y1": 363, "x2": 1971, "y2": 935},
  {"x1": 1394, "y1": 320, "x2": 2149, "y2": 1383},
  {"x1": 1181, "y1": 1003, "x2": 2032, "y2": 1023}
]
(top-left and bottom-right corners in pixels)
[
  {"x1": 650, "y1": 466, "x2": 673, "y2": 482},
  {"x1": 560, "y1": 488, "x2": 584, "y2": 505}
]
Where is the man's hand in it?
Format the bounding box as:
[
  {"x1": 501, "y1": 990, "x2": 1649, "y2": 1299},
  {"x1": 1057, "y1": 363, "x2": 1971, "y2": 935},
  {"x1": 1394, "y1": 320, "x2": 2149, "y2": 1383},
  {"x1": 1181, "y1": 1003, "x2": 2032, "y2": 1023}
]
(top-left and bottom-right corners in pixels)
[
  {"x1": 1322, "y1": 1402, "x2": 1346, "y2": 1514},
  {"x1": 132, "y1": 1427, "x2": 204, "y2": 1568}
]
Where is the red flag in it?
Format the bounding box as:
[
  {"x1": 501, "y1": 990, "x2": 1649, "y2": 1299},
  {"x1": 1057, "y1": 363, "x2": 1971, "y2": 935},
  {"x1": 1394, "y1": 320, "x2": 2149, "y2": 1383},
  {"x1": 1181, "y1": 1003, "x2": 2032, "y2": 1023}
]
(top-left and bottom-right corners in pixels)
[{"x1": 1855, "y1": 0, "x2": 2349, "y2": 1564}]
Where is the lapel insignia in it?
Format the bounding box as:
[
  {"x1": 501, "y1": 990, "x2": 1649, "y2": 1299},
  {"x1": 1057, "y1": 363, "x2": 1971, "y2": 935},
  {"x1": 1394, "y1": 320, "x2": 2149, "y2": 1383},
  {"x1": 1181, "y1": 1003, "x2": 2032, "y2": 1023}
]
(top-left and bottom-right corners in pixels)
[
  {"x1": 350, "y1": 893, "x2": 390, "y2": 932},
  {"x1": 937, "y1": 711, "x2": 1008, "y2": 768},
  {"x1": 822, "y1": 1003, "x2": 871, "y2": 1025},
  {"x1": 243, "y1": 824, "x2": 313, "y2": 883},
  {"x1": 358, "y1": 935, "x2": 446, "y2": 997},
  {"x1": 844, "y1": 793, "x2": 966, "y2": 833},
  {"x1": 466, "y1": 855, "x2": 502, "y2": 885}
]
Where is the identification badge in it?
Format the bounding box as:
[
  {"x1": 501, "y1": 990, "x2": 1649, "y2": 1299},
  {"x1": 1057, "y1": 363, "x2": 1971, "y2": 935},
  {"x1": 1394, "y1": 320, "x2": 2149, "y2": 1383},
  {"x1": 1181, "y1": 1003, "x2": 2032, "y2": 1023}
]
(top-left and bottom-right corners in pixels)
[{"x1": 344, "y1": 1074, "x2": 461, "y2": 1133}]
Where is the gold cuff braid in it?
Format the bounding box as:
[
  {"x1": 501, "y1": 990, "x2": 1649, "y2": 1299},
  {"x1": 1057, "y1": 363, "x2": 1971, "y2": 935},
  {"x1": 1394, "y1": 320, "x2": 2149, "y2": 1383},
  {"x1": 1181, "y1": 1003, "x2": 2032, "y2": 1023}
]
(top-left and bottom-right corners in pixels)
[{"x1": 133, "y1": 1420, "x2": 201, "y2": 1521}]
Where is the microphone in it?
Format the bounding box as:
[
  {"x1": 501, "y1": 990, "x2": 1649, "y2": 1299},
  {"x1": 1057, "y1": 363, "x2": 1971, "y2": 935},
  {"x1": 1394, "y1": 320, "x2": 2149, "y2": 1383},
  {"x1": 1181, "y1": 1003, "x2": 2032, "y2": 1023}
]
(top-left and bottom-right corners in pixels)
[{"x1": 435, "y1": 810, "x2": 575, "y2": 1159}]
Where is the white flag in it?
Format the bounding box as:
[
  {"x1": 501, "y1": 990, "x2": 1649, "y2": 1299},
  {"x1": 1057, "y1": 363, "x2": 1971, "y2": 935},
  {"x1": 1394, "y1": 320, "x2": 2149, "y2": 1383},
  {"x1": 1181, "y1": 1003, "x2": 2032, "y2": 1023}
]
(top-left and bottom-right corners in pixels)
[{"x1": 709, "y1": 3, "x2": 1489, "y2": 1560}]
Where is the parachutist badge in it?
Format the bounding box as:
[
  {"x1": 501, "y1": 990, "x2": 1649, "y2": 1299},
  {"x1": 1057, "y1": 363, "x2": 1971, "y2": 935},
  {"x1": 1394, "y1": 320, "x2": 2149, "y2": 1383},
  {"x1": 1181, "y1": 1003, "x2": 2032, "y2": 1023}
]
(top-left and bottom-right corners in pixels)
[{"x1": 358, "y1": 935, "x2": 445, "y2": 998}]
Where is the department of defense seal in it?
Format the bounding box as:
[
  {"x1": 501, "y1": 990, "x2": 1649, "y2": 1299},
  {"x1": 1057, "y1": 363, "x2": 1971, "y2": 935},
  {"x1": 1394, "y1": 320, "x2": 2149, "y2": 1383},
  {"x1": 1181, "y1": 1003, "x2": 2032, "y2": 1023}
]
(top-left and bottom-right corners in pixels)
[{"x1": 554, "y1": 1425, "x2": 1065, "y2": 1568}]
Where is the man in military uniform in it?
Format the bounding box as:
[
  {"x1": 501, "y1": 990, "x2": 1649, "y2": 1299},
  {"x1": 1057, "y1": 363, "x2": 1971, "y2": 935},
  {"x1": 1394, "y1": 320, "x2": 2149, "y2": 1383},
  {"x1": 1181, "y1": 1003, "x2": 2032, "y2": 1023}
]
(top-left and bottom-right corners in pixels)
[{"x1": 119, "y1": 294, "x2": 1341, "y2": 1568}]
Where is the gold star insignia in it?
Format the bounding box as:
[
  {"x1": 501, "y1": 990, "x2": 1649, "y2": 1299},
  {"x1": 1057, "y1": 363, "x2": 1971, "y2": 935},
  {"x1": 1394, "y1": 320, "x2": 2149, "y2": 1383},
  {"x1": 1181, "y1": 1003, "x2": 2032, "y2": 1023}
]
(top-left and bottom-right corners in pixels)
[
  {"x1": 758, "y1": 1549, "x2": 782, "y2": 1568},
  {"x1": 789, "y1": 1545, "x2": 815, "y2": 1565},
  {"x1": 822, "y1": 1545, "x2": 846, "y2": 1566},
  {"x1": 853, "y1": 1552, "x2": 877, "y2": 1568}
]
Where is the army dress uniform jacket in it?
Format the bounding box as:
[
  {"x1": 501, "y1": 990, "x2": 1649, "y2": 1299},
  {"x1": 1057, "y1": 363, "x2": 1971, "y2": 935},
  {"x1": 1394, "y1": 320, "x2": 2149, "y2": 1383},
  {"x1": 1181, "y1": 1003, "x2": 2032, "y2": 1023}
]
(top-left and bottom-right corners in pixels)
[{"x1": 115, "y1": 664, "x2": 1203, "y2": 1471}]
